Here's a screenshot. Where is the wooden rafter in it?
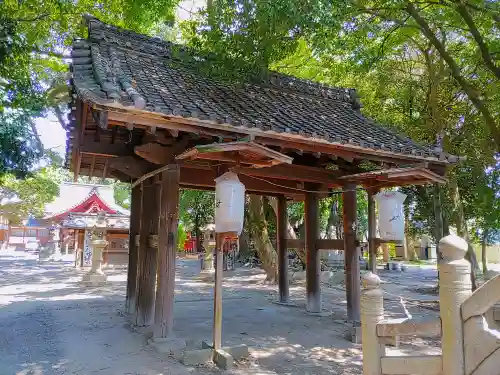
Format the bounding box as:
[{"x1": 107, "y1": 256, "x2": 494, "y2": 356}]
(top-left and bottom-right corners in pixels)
[{"x1": 176, "y1": 140, "x2": 293, "y2": 168}]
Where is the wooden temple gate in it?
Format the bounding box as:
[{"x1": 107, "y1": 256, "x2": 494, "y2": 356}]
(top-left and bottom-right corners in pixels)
[{"x1": 66, "y1": 16, "x2": 457, "y2": 341}]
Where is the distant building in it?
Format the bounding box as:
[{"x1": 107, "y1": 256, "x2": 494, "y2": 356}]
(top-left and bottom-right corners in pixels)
[
  {"x1": 45, "y1": 182, "x2": 130, "y2": 266},
  {"x1": 2, "y1": 182, "x2": 130, "y2": 266}
]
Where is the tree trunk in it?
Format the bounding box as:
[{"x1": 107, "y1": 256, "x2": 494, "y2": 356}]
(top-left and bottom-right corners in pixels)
[
  {"x1": 326, "y1": 196, "x2": 340, "y2": 239},
  {"x1": 450, "y1": 179, "x2": 478, "y2": 290},
  {"x1": 268, "y1": 197, "x2": 306, "y2": 265},
  {"x1": 406, "y1": 3, "x2": 500, "y2": 149},
  {"x1": 248, "y1": 195, "x2": 278, "y2": 282},
  {"x1": 404, "y1": 207, "x2": 418, "y2": 260},
  {"x1": 194, "y1": 217, "x2": 202, "y2": 254},
  {"x1": 482, "y1": 229, "x2": 489, "y2": 274}
]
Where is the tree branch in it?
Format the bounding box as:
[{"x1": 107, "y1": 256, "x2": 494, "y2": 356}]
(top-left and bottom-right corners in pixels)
[
  {"x1": 405, "y1": 2, "x2": 500, "y2": 150},
  {"x1": 454, "y1": 2, "x2": 500, "y2": 80}
]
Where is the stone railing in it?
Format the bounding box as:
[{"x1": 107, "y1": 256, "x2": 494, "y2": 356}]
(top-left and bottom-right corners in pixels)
[{"x1": 361, "y1": 234, "x2": 500, "y2": 375}]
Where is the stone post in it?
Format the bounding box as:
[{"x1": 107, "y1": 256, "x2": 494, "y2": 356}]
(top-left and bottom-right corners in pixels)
[
  {"x1": 360, "y1": 272, "x2": 384, "y2": 375},
  {"x1": 199, "y1": 230, "x2": 215, "y2": 280},
  {"x1": 439, "y1": 234, "x2": 471, "y2": 375},
  {"x1": 82, "y1": 239, "x2": 108, "y2": 286}
]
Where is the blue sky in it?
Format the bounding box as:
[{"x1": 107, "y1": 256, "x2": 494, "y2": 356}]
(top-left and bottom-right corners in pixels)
[{"x1": 34, "y1": 0, "x2": 204, "y2": 160}]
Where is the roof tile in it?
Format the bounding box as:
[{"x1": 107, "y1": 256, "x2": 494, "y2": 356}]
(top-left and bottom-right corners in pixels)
[{"x1": 70, "y1": 16, "x2": 456, "y2": 163}]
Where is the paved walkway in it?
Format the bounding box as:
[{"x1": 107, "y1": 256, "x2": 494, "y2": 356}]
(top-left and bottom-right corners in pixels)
[{"x1": 0, "y1": 251, "x2": 443, "y2": 374}]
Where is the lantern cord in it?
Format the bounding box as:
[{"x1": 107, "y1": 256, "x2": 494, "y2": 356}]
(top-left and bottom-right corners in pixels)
[
  {"x1": 237, "y1": 172, "x2": 393, "y2": 195},
  {"x1": 131, "y1": 162, "x2": 393, "y2": 193}
]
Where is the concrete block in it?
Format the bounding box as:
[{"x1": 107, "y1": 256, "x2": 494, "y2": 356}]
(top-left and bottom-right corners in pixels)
[
  {"x1": 492, "y1": 303, "x2": 500, "y2": 321},
  {"x1": 293, "y1": 271, "x2": 306, "y2": 281},
  {"x1": 148, "y1": 337, "x2": 186, "y2": 355},
  {"x1": 185, "y1": 339, "x2": 203, "y2": 350},
  {"x1": 182, "y1": 348, "x2": 213, "y2": 366},
  {"x1": 198, "y1": 269, "x2": 215, "y2": 281},
  {"x1": 81, "y1": 273, "x2": 107, "y2": 286},
  {"x1": 306, "y1": 310, "x2": 333, "y2": 317},
  {"x1": 350, "y1": 325, "x2": 362, "y2": 344},
  {"x1": 224, "y1": 344, "x2": 248, "y2": 360},
  {"x1": 201, "y1": 340, "x2": 213, "y2": 349},
  {"x1": 213, "y1": 349, "x2": 233, "y2": 370},
  {"x1": 320, "y1": 270, "x2": 333, "y2": 283},
  {"x1": 380, "y1": 336, "x2": 399, "y2": 347}
]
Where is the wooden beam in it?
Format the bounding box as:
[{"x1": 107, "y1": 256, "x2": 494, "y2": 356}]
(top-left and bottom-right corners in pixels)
[
  {"x1": 108, "y1": 111, "x2": 201, "y2": 135},
  {"x1": 81, "y1": 136, "x2": 132, "y2": 157},
  {"x1": 135, "y1": 180, "x2": 159, "y2": 327},
  {"x1": 135, "y1": 137, "x2": 190, "y2": 165},
  {"x1": 305, "y1": 191, "x2": 321, "y2": 313},
  {"x1": 277, "y1": 196, "x2": 289, "y2": 304},
  {"x1": 231, "y1": 164, "x2": 344, "y2": 185},
  {"x1": 343, "y1": 183, "x2": 360, "y2": 323},
  {"x1": 135, "y1": 143, "x2": 173, "y2": 165},
  {"x1": 74, "y1": 153, "x2": 82, "y2": 182},
  {"x1": 380, "y1": 355, "x2": 442, "y2": 375},
  {"x1": 89, "y1": 155, "x2": 96, "y2": 178},
  {"x1": 98, "y1": 111, "x2": 108, "y2": 129},
  {"x1": 316, "y1": 239, "x2": 344, "y2": 250},
  {"x1": 126, "y1": 184, "x2": 142, "y2": 314},
  {"x1": 108, "y1": 156, "x2": 153, "y2": 179},
  {"x1": 154, "y1": 165, "x2": 180, "y2": 339},
  {"x1": 367, "y1": 188, "x2": 378, "y2": 273},
  {"x1": 101, "y1": 106, "x2": 449, "y2": 168},
  {"x1": 285, "y1": 238, "x2": 344, "y2": 250},
  {"x1": 102, "y1": 159, "x2": 108, "y2": 181}
]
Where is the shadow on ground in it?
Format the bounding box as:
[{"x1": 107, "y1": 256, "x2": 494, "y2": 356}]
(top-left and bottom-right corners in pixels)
[{"x1": 0, "y1": 251, "x2": 441, "y2": 374}]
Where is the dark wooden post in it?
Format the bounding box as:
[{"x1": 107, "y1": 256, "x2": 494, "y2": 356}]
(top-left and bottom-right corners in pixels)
[
  {"x1": 135, "y1": 178, "x2": 160, "y2": 326},
  {"x1": 154, "y1": 166, "x2": 180, "y2": 339},
  {"x1": 367, "y1": 188, "x2": 378, "y2": 273},
  {"x1": 343, "y1": 183, "x2": 360, "y2": 323},
  {"x1": 126, "y1": 184, "x2": 142, "y2": 313},
  {"x1": 276, "y1": 195, "x2": 289, "y2": 303},
  {"x1": 305, "y1": 191, "x2": 321, "y2": 313}
]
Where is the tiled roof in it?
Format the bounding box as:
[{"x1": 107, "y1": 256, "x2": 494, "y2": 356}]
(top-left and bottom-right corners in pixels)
[{"x1": 69, "y1": 15, "x2": 457, "y2": 163}]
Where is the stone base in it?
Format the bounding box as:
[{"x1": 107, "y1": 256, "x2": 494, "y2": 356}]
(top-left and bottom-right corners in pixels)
[
  {"x1": 198, "y1": 269, "x2": 215, "y2": 281},
  {"x1": 147, "y1": 336, "x2": 187, "y2": 356},
  {"x1": 273, "y1": 300, "x2": 297, "y2": 307},
  {"x1": 349, "y1": 325, "x2": 362, "y2": 344},
  {"x1": 305, "y1": 310, "x2": 333, "y2": 317},
  {"x1": 201, "y1": 340, "x2": 249, "y2": 370},
  {"x1": 81, "y1": 273, "x2": 107, "y2": 286}
]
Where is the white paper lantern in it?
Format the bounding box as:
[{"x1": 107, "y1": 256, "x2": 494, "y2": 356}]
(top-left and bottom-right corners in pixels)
[
  {"x1": 214, "y1": 172, "x2": 245, "y2": 234},
  {"x1": 374, "y1": 191, "x2": 407, "y2": 241}
]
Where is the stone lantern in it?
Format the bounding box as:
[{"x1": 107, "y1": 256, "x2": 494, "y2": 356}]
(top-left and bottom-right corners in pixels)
[{"x1": 82, "y1": 212, "x2": 108, "y2": 286}]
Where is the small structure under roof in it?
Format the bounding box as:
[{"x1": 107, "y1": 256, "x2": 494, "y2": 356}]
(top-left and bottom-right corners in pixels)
[
  {"x1": 65, "y1": 15, "x2": 460, "y2": 351},
  {"x1": 45, "y1": 183, "x2": 130, "y2": 266}
]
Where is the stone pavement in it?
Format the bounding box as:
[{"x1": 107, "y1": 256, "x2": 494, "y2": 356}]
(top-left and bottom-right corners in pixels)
[{"x1": 0, "y1": 250, "x2": 443, "y2": 374}]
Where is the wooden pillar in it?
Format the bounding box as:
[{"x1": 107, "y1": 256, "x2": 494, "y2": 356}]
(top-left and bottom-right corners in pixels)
[
  {"x1": 135, "y1": 179, "x2": 160, "y2": 327},
  {"x1": 126, "y1": 184, "x2": 142, "y2": 314},
  {"x1": 343, "y1": 184, "x2": 360, "y2": 323},
  {"x1": 154, "y1": 166, "x2": 180, "y2": 339},
  {"x1": 276, "y1": 195, "x2": 289, "y2": 303},
  {"x1": 213, "y1": 233, "x2": 224, "y2": 350},
  {"x1": 367, "y1": 188, "x2": 378, "y2": 273},
  {"x1": 305, "y1": 191, "x2": 321, "y2": 313}
]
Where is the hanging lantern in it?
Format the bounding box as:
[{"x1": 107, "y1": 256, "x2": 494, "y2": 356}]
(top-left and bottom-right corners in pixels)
[
  {"x1": 374, "y1": 191, "x2": 407, "y2": 241},
  {"x1": 214, "y1": 172, "x2": 245, "y2": 234}
]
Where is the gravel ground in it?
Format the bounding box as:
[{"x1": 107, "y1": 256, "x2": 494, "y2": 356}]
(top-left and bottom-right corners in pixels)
[{"x1": 0, "y1": 250, "x2": 442, "y2": 375}]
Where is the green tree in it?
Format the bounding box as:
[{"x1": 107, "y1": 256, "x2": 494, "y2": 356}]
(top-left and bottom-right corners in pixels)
[
  {"x1": 0, "y1": 167, "x2": 60, "y2": 223},
  {"x1": 1, "y1": 0, "x2": 181, "y2": 178},
  {"x1": 179, "y1": 189, "x2": 214, "y2": 253}
]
